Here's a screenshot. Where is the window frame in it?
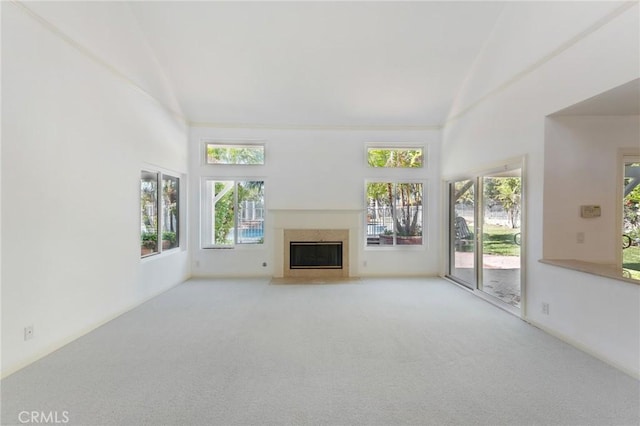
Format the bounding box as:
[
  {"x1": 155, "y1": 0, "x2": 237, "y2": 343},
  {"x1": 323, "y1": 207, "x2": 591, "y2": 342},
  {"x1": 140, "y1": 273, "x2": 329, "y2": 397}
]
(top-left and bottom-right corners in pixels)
[
  {"x1": 203, "y1": 140, "x2": 266, "y2": 166},
  {"x1": 140, "y1": 169, "x2": 182, "y2": 258},
  {"x1": 201, "y1": 177, "x2": 266, "y2": 249}
]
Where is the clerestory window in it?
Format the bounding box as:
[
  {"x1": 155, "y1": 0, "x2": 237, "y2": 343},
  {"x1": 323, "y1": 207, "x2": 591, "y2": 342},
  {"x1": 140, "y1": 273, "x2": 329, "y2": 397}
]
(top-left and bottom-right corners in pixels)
[
  {"x1": 205, "y1": 143, "x2": 265, "y2": 165},
  {"x1": 367, "y1": 147, "x2": 423, "y2": 168}
]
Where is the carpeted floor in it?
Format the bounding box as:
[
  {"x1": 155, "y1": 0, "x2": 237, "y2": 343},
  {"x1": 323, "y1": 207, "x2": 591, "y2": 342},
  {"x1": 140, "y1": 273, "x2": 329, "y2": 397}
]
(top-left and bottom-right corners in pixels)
[{"x1": 1, "y1": 278, "x2": 639, "y2": 425}]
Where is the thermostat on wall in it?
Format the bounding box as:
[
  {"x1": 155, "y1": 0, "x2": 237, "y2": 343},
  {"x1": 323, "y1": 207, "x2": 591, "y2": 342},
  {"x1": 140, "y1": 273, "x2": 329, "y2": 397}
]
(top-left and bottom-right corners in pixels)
[{"x1": 580, "y1": 205, "x2": 601, "y2": 218}]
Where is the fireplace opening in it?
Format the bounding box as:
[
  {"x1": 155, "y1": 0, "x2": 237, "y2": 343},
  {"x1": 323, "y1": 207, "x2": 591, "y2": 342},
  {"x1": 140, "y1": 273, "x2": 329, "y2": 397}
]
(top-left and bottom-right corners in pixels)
[{"x1": 290, "y1": 241, "x2": 343, "y2": 269}]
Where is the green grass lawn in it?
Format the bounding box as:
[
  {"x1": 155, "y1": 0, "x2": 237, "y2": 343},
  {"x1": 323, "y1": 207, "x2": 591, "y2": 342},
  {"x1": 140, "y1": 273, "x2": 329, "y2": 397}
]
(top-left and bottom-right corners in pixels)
[
  {"x1": 460, "y1": 224, "x2": 520, "y2": 256},
  {"x1": 483, "y1": 224, "x2": 520, "y2": 256},
  {"x1": 623, "y1": 246, "x2": 640, "y2": 279}
]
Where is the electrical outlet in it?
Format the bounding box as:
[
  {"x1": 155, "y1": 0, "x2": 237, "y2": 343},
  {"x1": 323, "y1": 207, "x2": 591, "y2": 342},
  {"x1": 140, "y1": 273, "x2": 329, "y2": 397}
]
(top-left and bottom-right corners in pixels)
[
  {"x1": 363, "y1": 260, "x2": 368, "y2": 267},
  {"x1": 576, "y1": 232, "x2": 585, "y2": 244},
  {"x1": 195, "y1": 260, "x2": 200, "y2": 268},
  {"x1": 24, "y1": 325, "x2": 34, "y2": 341},
  {"x1": 541, "y1": 303, "x2": 550, "y2": 315}
]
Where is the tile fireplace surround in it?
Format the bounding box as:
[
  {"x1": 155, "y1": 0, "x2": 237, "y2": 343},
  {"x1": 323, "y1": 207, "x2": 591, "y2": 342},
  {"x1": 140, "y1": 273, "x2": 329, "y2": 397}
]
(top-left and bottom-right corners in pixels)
[{"x1": 270, "y1": 209, "x2": 362, "y2": 278}]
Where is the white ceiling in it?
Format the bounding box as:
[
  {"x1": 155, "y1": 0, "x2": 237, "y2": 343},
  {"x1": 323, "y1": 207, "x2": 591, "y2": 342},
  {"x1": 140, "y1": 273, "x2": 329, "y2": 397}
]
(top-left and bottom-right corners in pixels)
[{"x1": 129, "y1": 1, "x2": 506, "y2": 128}]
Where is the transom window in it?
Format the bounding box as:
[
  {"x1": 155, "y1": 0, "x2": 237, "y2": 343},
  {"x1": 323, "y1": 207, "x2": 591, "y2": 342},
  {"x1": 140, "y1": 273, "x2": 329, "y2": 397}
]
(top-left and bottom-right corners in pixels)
[
  {"x1": 202, "y1": 179, "x2": 265, "y2": 247},
  {"x1": 367, "y1": 147, "x2": 423, "y2": 168},
  {"x1": 205, "y1": 143, "x2": 265, "y2": 165}
]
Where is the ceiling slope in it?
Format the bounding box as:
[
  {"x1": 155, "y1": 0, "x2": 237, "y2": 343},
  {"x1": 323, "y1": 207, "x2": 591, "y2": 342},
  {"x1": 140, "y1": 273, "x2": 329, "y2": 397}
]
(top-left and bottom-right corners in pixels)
[{"x1": 129, "y1": 1, "x2": 505, "y2": 128}]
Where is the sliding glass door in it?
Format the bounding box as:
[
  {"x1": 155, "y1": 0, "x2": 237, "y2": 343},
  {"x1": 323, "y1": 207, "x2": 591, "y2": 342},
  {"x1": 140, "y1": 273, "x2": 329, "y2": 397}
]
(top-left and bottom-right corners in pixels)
[
  {"x1": 449, "y1": 179, "x2": 476, "y2": 288},
  {"x1": 479, "y1": 170, "x2": 522, "y2": 308},
  {"x1": 447, "y1": 164, "x2": 523, "y2": 312}
]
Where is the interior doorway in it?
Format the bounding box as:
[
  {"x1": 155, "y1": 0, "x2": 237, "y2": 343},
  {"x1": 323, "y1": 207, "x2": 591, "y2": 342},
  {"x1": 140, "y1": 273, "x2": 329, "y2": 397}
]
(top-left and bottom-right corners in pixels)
[{"x1": 447, "y1": 163, "x2": 524, "y2": 312}]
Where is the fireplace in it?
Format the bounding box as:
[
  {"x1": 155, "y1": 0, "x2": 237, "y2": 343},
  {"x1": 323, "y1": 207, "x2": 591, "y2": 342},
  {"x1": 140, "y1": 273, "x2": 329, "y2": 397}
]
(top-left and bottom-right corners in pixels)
[
  {"x1": 290, "y1": 241, "x2": 343, "y2": 269},
  {"x1": 283, "y1": 229, "x2": 350, "y2": 278}
]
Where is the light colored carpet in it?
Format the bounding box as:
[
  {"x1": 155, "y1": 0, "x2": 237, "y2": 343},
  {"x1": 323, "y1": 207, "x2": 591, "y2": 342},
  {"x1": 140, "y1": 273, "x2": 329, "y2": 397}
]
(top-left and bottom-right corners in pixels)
[{"x1": 1, "y1": 278, "x2": 639, "y2": 425}]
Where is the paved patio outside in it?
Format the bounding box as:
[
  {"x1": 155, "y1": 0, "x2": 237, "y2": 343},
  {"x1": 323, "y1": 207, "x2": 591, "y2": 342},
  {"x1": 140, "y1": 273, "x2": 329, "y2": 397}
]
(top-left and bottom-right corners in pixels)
[{"x1": 452, "y1": 252, "x2": 521, "y2": 307}]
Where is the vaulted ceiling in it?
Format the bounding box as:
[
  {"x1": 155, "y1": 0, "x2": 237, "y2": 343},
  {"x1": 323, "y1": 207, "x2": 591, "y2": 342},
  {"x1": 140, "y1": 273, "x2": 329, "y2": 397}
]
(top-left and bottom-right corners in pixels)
[{"x1": 129, "y1": 1, "x2": 506, "y2": 128}]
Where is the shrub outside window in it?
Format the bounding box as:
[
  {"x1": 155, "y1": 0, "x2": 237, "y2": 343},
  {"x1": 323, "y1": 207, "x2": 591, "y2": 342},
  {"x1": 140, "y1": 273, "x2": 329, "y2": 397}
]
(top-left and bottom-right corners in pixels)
[
  {"x1": 141, "y1": 171, "x2": 180, "y2": 257},
  {"x1": 205, "y1": 143, "x2": 265, "y2": 165},
  {"x1": 366, "y1": 181, "x2": 424, "y2": 246},
  {"x1": 367, "y1": 147, "x2": 423, "y2": 168},
  {"x1": 202, "y1": 179, "x2": 265, "y2": 247}
]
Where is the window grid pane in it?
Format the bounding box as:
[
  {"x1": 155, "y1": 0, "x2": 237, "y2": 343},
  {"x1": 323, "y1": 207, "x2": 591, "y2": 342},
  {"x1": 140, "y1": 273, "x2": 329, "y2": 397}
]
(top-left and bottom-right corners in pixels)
[
  {"x1": 141, "y1": 171, "x2": 159, "y2": 256},
  {"x1": 213, "y1": 181, "x2": 235, "y2": 246},
  {"x1": 237, "y1": 181, "x2": 265, "y2": 244},
  {"x1": 162, "y1": 176, "x2": 179, "y2": 250}
]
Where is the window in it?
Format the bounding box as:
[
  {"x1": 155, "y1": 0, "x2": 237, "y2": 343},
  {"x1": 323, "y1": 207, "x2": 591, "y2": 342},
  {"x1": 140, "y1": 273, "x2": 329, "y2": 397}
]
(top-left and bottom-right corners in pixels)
[
  {"x1": 622, "y1": 156, "x2": 640, "y2": 279},
  {"x1": 366, "y1": 181, "x2": 424, "y2": 246},
  {"x1": 141, "y1": 171, "x2": 159, "y2": 256},
  {"x1": 202, "y1": 179, "x2": 265, "y2": 247},
  {"x1": 140, "y1": 170, "x2": 180, "y2": 257},
  {"x1": 162, "y1": 175, "x2": 180, "y2": 250},
  {"x1": 367, "y1": 147, "x2": 423, "y2": 168},
  {"x1": 205, "y1": 143, "x2": 264, "y2": 165}
]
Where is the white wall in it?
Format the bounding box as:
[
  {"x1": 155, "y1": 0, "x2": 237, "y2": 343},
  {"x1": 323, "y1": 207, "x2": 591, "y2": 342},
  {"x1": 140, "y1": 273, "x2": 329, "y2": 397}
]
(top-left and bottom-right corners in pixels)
[
  {"x1": 1, "y1": 2, "x2": 189, "y2": 377},
  {"x1": 442, "y1": 3, "x2": 640, "y2": 376},
  {"x1": 189, "y1": 127, "x2": 441, "y2": 278},
  {"x1": 543, "y1": 115, "x2": 640, "y2": 263}
]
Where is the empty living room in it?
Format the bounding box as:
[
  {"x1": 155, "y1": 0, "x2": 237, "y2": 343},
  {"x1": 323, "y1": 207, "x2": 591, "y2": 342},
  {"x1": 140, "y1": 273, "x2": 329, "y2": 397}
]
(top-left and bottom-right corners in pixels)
[{"x1": 1, "y1": 1, "x2": 639, "y2": 425}]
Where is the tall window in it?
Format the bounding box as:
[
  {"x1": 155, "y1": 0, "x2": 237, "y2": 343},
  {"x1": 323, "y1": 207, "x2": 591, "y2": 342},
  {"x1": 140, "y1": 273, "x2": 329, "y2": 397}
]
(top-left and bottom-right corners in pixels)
[
  {"x1": 202, "y1": 180, "x2": 265, "y2": 247},
  {"x1": 141, "y1": 171, "x2": 180, "y2": 257},
  {"x1": 205, "y1": 143, "x2": 265, "y2": 165},
  {"x1": 366, "y1": 181, "x2": 424, "y2": 246}
]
